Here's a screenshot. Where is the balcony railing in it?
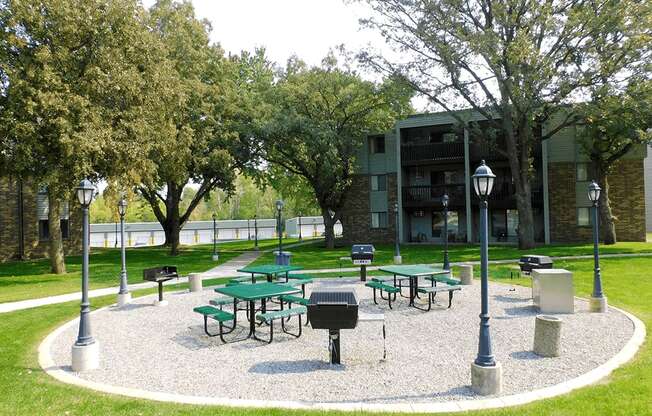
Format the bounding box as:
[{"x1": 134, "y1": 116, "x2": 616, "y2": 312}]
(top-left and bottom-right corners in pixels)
[
  {"x1": 401, "y1": 142, "x2": 465, "y2": 165},
  {"x1": 402, "y1": 184, "x2": 466, "y2": 207}
]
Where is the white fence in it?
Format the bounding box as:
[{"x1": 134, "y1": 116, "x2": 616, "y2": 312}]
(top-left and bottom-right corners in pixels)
[{"x1": 89, "y1": 216, "x2": 342, "y2": 248}]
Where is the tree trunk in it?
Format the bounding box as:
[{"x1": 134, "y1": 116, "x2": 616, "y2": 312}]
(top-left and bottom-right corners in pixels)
[
  {"x1": 597, "y1": 168, "x2": 617, "y2": 244},
  {"x1": 321, "y1": 207, "x2": 336, "y2": 249},
  {"x1": 47, "y1": 190, "x2": 66, "y2": 274},
  {"x1": 515, "y1": 190, "x2": 536, "y2": 250}
]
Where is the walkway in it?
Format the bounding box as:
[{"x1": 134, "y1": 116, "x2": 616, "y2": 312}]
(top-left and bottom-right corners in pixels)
[{"x1": 2, "y1": 251, "x2": 651, "y2": 315}]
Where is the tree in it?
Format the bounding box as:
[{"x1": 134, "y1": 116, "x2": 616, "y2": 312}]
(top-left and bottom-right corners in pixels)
[
  {"x1": 254, "y1": 54, "x2": 412, "y2": 248},
  {"x1": 0, "y1": 0, "x2": 171, "y2": 271},
  {"x1": 578, "y1": 79, "x2": 652, "y2": 244},
  {"x1": 137, "y1": 0, "x2": 239, "y2": 256},
  {"x1": 358, "y1": 0, "x2": 651, "y2": 248}
]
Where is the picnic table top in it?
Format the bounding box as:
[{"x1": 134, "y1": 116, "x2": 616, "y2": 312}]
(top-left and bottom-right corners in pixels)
[
  {"x1": 237, "y1": 264, "x2": 304, "y2": 275},
  {"x1": 215, "y1": 282, "x2": 301, "y2": 301},
  {"x1": 378, "y1": 264, "x2": 449, "y2": 277}
]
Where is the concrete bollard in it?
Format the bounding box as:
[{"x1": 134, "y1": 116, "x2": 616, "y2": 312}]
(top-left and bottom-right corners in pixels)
[
  {"x1": 459, "y1": 264, "x2": 473, "y2": 285},
  {"x1": 533, "y1": 315, "x2": 562, "y2": 357},
  {"x1": 188, "y1": 273, "x2": 203, "y2": 293}
]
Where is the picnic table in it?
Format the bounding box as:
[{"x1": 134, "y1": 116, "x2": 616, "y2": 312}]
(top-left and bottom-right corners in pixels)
[
  {"x1": 215, "y1": 282, "x2": 301, "y2": 342},
  {"x1": 237, "y1": 264, "x2": 304, "y2": 284},
  {"x1": 378, "y1": 265, "x2": 449, "y2": 307}
]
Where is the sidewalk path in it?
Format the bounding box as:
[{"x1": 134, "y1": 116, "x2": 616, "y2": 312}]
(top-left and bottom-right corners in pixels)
[
  {"x1": 0, "y1": 251, "x2": 261, "y2": 315},
  {"x1": 2, "y1": 251, "x2": 651, "y2": 315}
]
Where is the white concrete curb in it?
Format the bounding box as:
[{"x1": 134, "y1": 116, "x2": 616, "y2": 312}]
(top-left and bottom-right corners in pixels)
[{"x1": 38, "y1": 291, "x2": 646, "y2": 414}]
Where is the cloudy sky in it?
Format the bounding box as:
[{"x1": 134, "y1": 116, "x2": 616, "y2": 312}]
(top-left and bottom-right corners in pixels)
[{"x1": 142, "y1": 0, "x2": 386, "y2": 67}]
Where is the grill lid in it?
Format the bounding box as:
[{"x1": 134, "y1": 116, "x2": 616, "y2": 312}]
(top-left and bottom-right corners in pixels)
[{"x1": 308, "y1": 291, "x2": 358, "y2": 306}]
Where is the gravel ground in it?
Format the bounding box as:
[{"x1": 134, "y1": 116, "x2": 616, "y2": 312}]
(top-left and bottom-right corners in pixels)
[{"x1": 49, "y1": 279, "x2": 634, "y2": 404}]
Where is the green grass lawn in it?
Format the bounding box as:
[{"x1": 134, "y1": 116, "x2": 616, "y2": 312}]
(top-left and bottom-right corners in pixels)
[
  {"x1": 0, "y1": 256, "x2": 650, "y2": 415},
  {"x1": 0, "y1": 238, "x2": 298, "y2": 304},
  {"x1": 252, "y1": 239, "x2": 652, "y2": 269}
]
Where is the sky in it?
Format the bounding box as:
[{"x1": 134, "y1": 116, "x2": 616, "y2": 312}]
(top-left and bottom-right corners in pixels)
[{"x1": 142, "y1": 0, "x2": 387, "y2": 67}]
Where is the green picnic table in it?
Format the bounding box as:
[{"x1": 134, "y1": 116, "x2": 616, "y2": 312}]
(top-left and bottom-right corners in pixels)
[
  {"x1": 378, "y1": 265, "x2": 449, "y2": 308},
  {"x1": 237, "y1": 264, "x2": 304, "y2": 284},
  {"x1": 215, "y1": 282, "x2": 301, "y2": 342}
]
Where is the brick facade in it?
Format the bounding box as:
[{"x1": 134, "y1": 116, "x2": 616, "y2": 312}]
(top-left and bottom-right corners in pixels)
[
  {"x1": 341, "y1": 173, "x2": 398, "y2": 244},
  {"x1": 0, "y1": 178, "x2": 82, "y2": 262},
  {"x1": 548, "y1": 160, "x2": 646, "y2": 242}
]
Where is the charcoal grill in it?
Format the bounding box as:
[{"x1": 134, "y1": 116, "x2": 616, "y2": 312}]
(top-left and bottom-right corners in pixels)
[
  {"x1": 143, "y1": 266, "x2": 179, "y2": 304},
  {"x1": 308, "y1": 291, "x2": 359, "y2": 364},
  {"x1": 518, "y1": 255, "x2": 553, "y2": 274},
  {"x1": 351, "y1": 244, "x2": 374, "y2": 281}
]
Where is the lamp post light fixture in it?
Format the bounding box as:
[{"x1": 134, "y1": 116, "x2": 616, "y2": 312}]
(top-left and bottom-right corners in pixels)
[
  {"x1": 71, "y1": 179, "x2": 100, "y2": 372},
  {"x1": 588, "y1": 180, "x2": 608, "y2": 312},
  {"x1": 117, "y1": 196, "x2": 131, "y2": 307},
  {"x1": 275, "y1": 200, "x2": 286, "y2": 265},
  {"x1": 470, "y1": 160, "x2": 502, "y2": 395},
  {"x1": 393, "y1": 202, "x2": 402, "y2": 264},
  {"x1": 298, "y1": 212, "x2": 303, "y2": 240},
  {"x1": 212, "y1": 213, "x2": 219, "y2": 261},
  {"x1": 442, "y1": 193, "x2": 450, "y2": 271}
]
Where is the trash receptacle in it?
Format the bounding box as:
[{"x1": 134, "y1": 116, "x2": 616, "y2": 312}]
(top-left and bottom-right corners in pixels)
[{"x1": 274, "y1": 251, "x2": 292, "y2": 265}]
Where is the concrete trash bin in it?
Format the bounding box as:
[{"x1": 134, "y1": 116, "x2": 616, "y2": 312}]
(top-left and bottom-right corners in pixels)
[
  {"x1": 533, "y1": 315, "x2": 562, "y2": 357},
  {"x1": 274, "y1": 251, "x2": 292, "y2": 266},
  {"x1": 188, "y1": 273, "x2": 203, "y2": 292},
  {"x1": 459, "y1": 264, "x2": 473, "y2": 285}
]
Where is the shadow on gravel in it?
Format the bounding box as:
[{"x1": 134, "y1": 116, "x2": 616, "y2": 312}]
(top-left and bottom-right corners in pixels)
[
  {"x1": 510, "y1": 350, "x2": 543, "y2": 361},
  {"x1": 249, "y1": 359, "x2": 345, "y2": 374}
]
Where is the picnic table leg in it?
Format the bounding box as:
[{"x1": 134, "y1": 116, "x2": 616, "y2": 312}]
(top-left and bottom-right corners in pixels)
[
  {"x1": 248, "y1": 300, "x2": 256, "y2": 338},
  {"x1": 250, "y1": 273, "x2": 255, "y2": 284}
]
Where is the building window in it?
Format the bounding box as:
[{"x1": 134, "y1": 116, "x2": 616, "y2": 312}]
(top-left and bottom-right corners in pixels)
[
  {"x1": 370, "y1": 174, "x2": 387, "y2": 191},
  {"x1": 432, "y1": 210, "x2": 459, "y2": 240},
  {"x1": 577, "y1": 207, "x2": 590, "y2": 226},
  {"x1": 38, "y1": 219, "x2": 70, "y2": 240},
  {"x1": 369, "y1": 136, "x2": 385, "y2": 154},
  {"x1": 371, "y1": 212, "x2": 388, "y2": 228}
]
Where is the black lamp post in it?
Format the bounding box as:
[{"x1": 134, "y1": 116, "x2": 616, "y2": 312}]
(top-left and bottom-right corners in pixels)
[
  {"x1": 393, "y1": 202, "x2": 401, "y2": 264},
  {"x1": 442, "y1": 193, "x2": 450, "y2": 271},
  {"x1": 254, "y1": 214, "x2": 259, "y2": 250},
  {"x1": 275, "y1": 200, "x2": 284, "y2": 264},
  {"x1": 247, "y1": 219, "x2": 251, "y2": 240},
  {"x1": 472, "y1": 161, "x2": 497, "y2": 367},
  {"x1": 298, "y1": 212, "x2": 303, "y2": 240},
  {"x1": 588, "y1": 180, "x2": 607, "y2": 312},
  {"x1": 71, "y1": 179, "x2": 99, "y2": 371},
  {"x1": 470, "y1": 160, "x2": 502, "y2": 394},
  {"x1": 212, "y1": 213, "x2": 219, "y2": 261},
  {"x1": 117, "y1": 196, "x2": 130, "y2": 306}
]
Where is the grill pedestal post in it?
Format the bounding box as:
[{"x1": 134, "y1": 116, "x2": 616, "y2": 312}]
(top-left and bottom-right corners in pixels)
[
  {"x1": 329, "y1": 329, "x2": 341, "y2": 364},
  {"x1": 360, "y1": 265, "x2": 367, "y2": 282}
]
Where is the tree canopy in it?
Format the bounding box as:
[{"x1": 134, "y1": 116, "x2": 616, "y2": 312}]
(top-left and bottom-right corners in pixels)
[{"x1": 252, "y1": 54, "x2": 413, "y2": 248}]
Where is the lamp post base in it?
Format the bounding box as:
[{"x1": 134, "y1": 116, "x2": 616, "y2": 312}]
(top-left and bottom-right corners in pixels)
[
  {"x1": 117, "y1": 293, "x2": 131, "y2": 307},
  {"x1": 71, "y1": 341, "x2": 100, "y2": 372},
  {"x1": 212, "y1": 254, "x2": 220, "y2": 261},
  {"x1": 393, "y1": 255, "x2": 402, "y2": 265},
  {"x1": 589, "y1": 296, "x2": 608, "y2": 313},
  {"x1": 154, "y1": 299, "x2": 169, "y2": 307},
  {"x1": 471, "y1": 361, "x2": 502, "y2": 395}
]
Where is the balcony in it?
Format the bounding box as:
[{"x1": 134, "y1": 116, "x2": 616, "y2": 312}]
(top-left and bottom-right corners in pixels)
[
  {"x1": 402, "y1": 184, "x2": 465, "y2": 208},
  {"x1": 401, "y1": 142, "x2": 465, "y2": 166}
]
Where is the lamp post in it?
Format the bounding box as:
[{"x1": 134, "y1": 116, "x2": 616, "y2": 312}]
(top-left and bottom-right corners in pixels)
[
  {"x1": 275, "y1": 200, "x2": 285, "y2": 265},
  {"x1": 393, "y1": 202, "x2": 402, "y2": 264},
  {"x1": 71, "y1": 179, "x2": 100, "y2": 372},
  {"x1": 588, "y1": 180, "x2": 608, "y2": 312},
  {"x1": 442, "y1": 193, "x2": 450, "y2": 271},
  {"x1": 254, "y1": 214, "x2": 259, "y2": 250},
  {"x1": 212, "y1": 213, "x2": 219, "y2": 261},
  {"x1": 298, "y1": 212, "x2": 303, "y2": 240},
  {"x1": 247, "y1": 219, "x2": 251, "y2": 241},
  {"x1": 470, "y1": 160, "x2": 502, "y2": 395},
  {"x1": 117, "y1": 196, "x2": 130, "y2": 307}
]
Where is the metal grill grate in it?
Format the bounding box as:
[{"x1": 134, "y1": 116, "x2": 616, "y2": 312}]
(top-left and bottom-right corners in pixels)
[{"x1": 308, "y1": 291, "x2": 357, "y2": 306}]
